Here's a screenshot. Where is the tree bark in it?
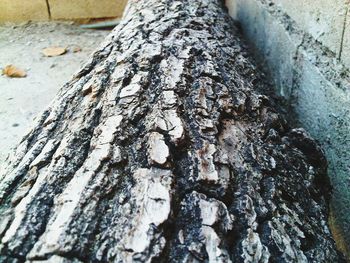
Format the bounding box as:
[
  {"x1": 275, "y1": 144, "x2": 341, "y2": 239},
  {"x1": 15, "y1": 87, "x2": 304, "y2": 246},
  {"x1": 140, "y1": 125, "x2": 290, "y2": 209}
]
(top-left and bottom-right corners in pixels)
[{"x1": 0, "y1": 0, "x2": 344, "y2": 262}]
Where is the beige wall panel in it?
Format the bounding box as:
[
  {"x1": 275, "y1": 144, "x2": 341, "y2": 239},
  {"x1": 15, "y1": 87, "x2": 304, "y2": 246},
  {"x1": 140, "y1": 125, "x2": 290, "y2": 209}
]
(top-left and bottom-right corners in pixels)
[
  {"x1": 49, "y1": 0, "x2": 128, "y2": 20},
  {"x1": 0, "y1": 0, "x2": 49, "y2": 22}
]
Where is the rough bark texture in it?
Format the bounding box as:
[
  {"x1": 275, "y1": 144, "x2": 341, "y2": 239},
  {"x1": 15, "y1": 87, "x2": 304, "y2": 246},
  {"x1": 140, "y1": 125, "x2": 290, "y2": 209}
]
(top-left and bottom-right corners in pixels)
[{"x1": 0, "y1": 0, "x2": 344, "y2": 262}]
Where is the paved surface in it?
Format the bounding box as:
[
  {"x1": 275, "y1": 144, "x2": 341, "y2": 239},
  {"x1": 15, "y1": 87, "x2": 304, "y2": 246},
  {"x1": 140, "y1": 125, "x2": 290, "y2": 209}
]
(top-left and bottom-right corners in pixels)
[{"x1": 0, "y1": 22, "x2": 110, "y2": 164}]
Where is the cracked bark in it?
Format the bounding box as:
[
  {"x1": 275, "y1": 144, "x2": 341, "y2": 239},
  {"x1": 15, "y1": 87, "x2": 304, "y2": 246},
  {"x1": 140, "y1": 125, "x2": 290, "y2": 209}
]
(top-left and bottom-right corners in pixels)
[{"x1": 0, "y1": 0, "x2": 345, "y2": 262}]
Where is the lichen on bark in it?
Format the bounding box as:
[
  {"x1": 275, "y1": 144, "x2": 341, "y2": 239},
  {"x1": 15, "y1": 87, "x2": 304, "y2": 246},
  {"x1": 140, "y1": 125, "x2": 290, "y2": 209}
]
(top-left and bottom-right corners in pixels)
[{"x1": 0, "y1": 0, "x2": 345, "y2": 262}]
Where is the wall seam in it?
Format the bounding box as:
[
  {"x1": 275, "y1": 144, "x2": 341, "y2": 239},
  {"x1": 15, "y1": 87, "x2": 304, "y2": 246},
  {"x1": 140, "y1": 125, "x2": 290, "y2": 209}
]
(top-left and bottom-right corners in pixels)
[
  {"x1": 289, "y1": 33, "x2": 306, "y2": 113},
  {"x1": 45, "y1": 0, "x2": 52, "y2": 20},
  {"x1": 338, "y1": 0, "x2": 349, "y2": 60}
]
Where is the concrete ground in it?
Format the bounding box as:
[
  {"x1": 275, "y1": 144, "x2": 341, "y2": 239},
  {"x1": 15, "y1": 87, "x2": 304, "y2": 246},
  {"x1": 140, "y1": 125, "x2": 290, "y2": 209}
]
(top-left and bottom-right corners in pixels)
[{"x1": 0, "y1": 22, "x2": 110, "y2": 164}]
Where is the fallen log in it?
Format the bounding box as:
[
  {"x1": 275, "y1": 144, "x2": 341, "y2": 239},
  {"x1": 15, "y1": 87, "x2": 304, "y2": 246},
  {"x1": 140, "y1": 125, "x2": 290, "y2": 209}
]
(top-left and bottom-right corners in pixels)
[{"x1": 0, "y1": 0, "x2": 344, "y2": 262}]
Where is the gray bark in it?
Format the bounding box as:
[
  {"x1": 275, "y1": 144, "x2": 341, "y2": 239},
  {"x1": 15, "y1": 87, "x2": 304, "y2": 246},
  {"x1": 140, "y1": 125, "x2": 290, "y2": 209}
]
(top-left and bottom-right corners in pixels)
[{"x1": 0, "y1": 0, "x2": 344, "y2": 262}]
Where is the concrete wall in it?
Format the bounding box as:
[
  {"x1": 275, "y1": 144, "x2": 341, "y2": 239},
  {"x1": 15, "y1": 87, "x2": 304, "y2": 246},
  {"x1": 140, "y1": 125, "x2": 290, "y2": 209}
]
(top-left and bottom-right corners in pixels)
[
  {"x1": 274, "y1": 0, "x2": 349, "y2": 66},
  {"x1": 344, "y1": 11, "x2": 350, "y2": 68},
  {"x1": 225, "y1": 0, "x2": 350, "y2": 258},
  {"x1": 0, "y1": 0, "x2": 127, "y2": 22}
]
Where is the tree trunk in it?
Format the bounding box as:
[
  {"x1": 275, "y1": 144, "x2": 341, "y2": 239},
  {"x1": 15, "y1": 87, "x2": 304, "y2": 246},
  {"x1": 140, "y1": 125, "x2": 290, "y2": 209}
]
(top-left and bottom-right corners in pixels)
[{"x1": 0, "y1": 0, "x2": 344, "y2": 262}]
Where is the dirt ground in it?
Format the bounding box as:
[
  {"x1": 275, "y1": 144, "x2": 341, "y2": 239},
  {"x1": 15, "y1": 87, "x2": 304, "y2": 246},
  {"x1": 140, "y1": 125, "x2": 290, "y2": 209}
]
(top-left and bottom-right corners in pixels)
[{"x1": 0, "y1": 22, "x2": 110, "y2": 164}]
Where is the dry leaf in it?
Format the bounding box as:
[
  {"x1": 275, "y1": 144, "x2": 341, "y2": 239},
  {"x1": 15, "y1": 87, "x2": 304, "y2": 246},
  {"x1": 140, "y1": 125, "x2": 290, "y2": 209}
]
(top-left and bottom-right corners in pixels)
[
  {"x1": 42, "y1": 47, "x2": 66, "y2": 57},
  {"x1": 2, "y1": 65, "x2": 27, "y2": 78},
  {"x1": 72, "y1": 46, "x2": 82, "y2": 53}
]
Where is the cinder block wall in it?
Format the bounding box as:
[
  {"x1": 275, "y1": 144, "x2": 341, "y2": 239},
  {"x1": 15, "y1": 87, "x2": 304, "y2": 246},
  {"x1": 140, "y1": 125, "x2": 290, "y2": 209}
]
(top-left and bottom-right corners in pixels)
[
  {"x1": 225, "y1": 0, "x2": 350, "y2": 257},
  {"x1": 0, "y1": 0, "x2": 128, "y2": 22}
]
